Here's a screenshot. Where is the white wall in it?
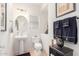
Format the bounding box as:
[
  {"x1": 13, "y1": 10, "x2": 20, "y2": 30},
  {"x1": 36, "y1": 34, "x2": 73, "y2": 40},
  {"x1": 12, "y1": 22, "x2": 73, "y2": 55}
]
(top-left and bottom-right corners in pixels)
[
  {"x1": 0, "y1": 3, "x2": 14, "y2": 55},
  {"x1": 48, "y1": 3, "x2": 79, "y2": 56},
  {"x1": 48, "y1": 3, "x2": 55, "y2": 38},
  {"x1": 39, "y1": 12, "x2": 48, "y2": 33}
]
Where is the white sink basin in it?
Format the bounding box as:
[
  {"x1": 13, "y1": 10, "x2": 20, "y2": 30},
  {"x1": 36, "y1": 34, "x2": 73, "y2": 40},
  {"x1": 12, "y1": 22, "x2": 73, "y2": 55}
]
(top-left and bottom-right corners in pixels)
[{"x1": 15, "y1": 35, "x2": 28, "y2": 40}]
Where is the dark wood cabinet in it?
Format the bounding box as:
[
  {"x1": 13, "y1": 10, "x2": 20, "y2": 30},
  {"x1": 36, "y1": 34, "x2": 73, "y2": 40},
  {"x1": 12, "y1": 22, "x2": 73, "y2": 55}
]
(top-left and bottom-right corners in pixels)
[{"x1": 49, "y1": 46, "x2": 73, "y2": 56}]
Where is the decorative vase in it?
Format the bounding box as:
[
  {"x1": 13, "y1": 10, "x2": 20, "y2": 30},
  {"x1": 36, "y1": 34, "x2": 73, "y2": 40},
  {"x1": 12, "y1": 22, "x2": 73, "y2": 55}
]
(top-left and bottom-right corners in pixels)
[{"x1": 56, "y1": 37, "x2": 64, "y2": 48}]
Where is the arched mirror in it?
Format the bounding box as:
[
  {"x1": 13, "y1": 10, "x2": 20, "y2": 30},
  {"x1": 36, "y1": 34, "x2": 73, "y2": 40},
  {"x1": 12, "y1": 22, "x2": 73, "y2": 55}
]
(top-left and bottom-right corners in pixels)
[{"x1": 15, "y1": 15, "x2": 28, "y2": 35}]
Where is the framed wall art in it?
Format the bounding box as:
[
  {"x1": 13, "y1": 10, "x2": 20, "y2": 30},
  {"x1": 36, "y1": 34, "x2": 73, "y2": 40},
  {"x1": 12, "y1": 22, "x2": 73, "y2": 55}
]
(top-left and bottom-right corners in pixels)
[
  {"x1": 56, "y1": 3, "x2": 75, "y2": 18},
  {"x1": 0, "y1": 3, "x2": 7, "y2": 31}
]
